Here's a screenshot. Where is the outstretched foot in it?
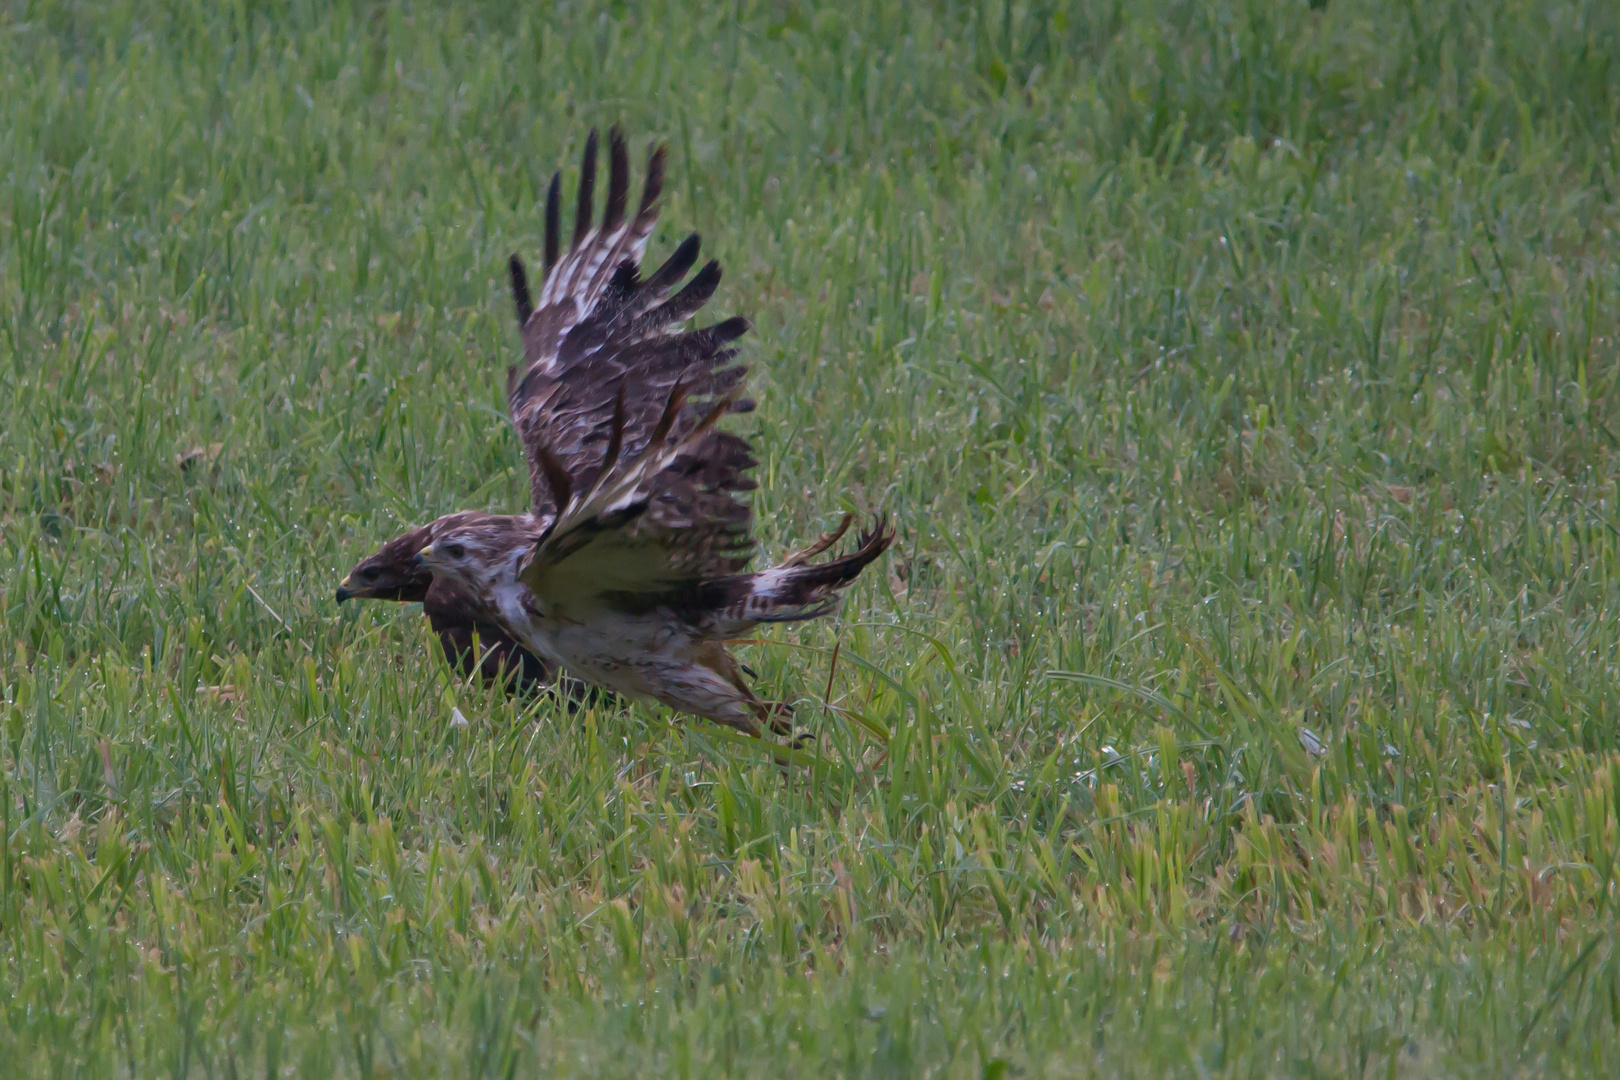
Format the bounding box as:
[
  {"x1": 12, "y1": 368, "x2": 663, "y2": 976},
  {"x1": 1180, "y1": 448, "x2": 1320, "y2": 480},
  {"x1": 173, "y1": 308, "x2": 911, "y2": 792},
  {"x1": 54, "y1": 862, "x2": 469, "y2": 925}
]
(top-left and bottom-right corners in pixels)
[{"x1": 760, "y1": 700, "x2": 818, "y2": 751}]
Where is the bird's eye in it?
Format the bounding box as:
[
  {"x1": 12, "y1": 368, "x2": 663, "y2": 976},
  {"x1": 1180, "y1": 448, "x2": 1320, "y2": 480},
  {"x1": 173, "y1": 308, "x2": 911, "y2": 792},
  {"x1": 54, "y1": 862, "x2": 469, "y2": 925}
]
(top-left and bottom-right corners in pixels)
[
  {"x1": 444, "y1": 543, "x2": 466, "y2": 560},
  {"x1": 360, "y1": 566, "x2": 381, "y2": 582}
]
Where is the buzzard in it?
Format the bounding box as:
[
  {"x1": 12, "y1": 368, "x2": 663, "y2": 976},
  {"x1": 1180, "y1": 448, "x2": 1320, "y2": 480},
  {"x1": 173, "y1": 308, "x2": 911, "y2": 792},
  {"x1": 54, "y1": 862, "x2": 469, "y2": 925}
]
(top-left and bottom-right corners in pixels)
[{"x1": 343, "y1": 129, "x2": 892, "y2": 737}]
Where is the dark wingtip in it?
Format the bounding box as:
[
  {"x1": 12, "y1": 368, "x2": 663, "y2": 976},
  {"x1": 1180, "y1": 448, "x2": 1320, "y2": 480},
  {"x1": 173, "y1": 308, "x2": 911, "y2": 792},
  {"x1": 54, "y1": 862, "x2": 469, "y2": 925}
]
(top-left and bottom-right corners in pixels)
[
  {"x1": 544, "y1": 171, "x2": 562, "y2": 272},
  {"x1": 604, "y1": 126, "x2": 630, "y2": 232},
  {"x1": 693, "y1": 259, "x2": 722, "y2": 289},
  {"x1": 508, "y1": 254, "x2": 533, "y2": 326},
  {"x1": 645, "y1": 233, "x2": 702, "y2": 296},
  {"x1": 638, "y1": 143, "x2": 667, "y2": 217},
  {"x1": 671, "y1": 259, "x2": 722, "y2": 308},
  {"x1": 574, "y1": 128, "x2": 599, "y2": 244}
]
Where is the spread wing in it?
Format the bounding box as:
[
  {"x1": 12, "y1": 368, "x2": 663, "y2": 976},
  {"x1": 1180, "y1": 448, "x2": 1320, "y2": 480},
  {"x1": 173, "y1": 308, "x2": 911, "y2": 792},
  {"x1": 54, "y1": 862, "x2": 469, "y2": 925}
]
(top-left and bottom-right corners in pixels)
[
  {"x1": 506, "y1": 128, "x2": 756, "y2": 523},
  {"x1": 518, "y1": 384, "x2": 755, "y2": 621}
]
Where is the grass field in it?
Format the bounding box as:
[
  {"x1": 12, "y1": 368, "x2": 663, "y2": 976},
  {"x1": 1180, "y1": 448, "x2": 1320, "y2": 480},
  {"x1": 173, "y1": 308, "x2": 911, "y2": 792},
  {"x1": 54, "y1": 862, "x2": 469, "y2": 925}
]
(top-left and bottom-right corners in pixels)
[{"x1": 3, "y1": 0, "x2": 1620, "y2": 1074}]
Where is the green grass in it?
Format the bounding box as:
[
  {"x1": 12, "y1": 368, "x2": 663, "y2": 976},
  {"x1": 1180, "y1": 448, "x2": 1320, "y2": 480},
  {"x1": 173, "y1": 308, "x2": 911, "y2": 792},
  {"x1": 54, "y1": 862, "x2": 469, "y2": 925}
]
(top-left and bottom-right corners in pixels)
[{"x1": 3, "y1": 0, "x2": 1620, "y2": 1074}]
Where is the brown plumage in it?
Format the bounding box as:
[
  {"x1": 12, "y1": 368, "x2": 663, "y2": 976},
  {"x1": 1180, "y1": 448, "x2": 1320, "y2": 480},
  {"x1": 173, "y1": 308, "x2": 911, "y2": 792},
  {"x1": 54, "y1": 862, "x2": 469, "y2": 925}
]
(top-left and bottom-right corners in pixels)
[
  {"x1": 506, "y1": 129, "x2": 755, "y2": 525},
  {"x1": 336, "y1": 520, "x2": 602, "y2": 705},
  {"x1": 345, "y1": 128, "x2": 893, "y2": 738}
]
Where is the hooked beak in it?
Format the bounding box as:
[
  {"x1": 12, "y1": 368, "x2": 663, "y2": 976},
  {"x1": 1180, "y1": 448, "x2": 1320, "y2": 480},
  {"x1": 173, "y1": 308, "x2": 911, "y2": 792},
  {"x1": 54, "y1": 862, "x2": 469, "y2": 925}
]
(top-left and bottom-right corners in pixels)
[
  {"x1": 336, "y1": 575, "x2": 354, "y2": 603},
  {"x1": 414, "y1": 544, "x2": 435, "y2": 567}
]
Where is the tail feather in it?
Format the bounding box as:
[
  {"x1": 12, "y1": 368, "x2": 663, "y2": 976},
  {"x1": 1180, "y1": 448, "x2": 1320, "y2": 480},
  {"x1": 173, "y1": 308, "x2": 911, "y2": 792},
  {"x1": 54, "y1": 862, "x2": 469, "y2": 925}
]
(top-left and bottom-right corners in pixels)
[
  {"x1": 707, "y1": 517, "x2": 894, "y2": 632},
  {"x1": 781, "y1": 511, "x2": 854, "y2": 567}
]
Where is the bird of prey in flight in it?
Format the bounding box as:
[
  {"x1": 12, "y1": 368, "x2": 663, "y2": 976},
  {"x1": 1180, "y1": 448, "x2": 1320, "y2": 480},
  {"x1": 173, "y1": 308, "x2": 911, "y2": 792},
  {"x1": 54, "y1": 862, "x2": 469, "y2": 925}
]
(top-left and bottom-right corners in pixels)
[{"x1": 341, "y1": 129, "x2": 892, "y2": 737}]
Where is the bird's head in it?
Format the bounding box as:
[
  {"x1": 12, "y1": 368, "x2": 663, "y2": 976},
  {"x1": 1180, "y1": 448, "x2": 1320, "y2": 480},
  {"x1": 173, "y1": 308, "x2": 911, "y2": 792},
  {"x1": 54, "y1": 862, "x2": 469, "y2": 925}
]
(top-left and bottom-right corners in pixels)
[
  {"x1": 412, "y1": 516, "x2": 539, "y2": 594},
  {"x1": 336, "y1": 524, "x2": 437, "y2": 603}
]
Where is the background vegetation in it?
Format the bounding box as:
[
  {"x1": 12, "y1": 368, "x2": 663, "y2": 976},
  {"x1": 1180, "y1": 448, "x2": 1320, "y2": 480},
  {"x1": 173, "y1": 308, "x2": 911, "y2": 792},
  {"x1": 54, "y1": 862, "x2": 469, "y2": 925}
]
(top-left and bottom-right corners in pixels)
[{"x1": 3, "y1": 0, "x2": 1620, "y2": 1074}]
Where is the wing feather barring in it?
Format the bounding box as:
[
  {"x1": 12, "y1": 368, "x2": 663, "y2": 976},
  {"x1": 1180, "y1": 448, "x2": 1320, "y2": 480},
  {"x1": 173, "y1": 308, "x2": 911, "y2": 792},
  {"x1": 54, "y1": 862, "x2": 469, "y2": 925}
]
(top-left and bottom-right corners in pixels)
[{"x1": 340, "y1": 129, "x2": 892, "y2": 738}]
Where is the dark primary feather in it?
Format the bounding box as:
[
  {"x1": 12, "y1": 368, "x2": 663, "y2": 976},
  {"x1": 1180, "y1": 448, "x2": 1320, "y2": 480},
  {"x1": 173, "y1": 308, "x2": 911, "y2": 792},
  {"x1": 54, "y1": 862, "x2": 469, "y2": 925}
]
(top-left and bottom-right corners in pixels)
[
  {"x1": 572, "y1": 128, "x2": 597, "y2": 244},
  {"x1": 603, "y1": 133, "x2": 629, "y2": 232},
  {"x1": 641, "y1": 233, "x2": 700, "y2": 297},
  {"x1": 508, "y1": 127, "x2": 755, "y2": 538},
  {"x1": 544, "y1": 172, "x2": 561, "y2": 273},
  {"x1": 508, "y1": 255, "x2": 533, "y2": 326}
]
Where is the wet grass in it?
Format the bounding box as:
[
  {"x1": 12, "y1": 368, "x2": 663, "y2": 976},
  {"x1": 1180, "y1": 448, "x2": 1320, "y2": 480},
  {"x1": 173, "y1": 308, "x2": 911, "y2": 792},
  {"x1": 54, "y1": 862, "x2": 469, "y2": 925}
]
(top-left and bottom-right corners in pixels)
[{"x1": 3, "y1": 0, "x2": 1620, "y2": 1075}]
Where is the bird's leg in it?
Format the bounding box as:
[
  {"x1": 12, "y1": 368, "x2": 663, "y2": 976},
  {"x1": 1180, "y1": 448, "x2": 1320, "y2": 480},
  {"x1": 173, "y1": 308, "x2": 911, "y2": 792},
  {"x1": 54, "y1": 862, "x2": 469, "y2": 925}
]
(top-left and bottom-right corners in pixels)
[
  {"x1": 693, "y1": 643, "x2": 798, "y2": 738},
  {"x1": 755, "y1": 699, "x2": 796, "y2": 738}
]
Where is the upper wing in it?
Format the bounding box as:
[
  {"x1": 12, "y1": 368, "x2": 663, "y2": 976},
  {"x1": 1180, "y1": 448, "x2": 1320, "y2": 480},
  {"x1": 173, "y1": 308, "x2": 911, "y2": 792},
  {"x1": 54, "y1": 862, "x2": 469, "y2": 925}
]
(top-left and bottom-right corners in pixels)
[
  {"x1": 518, "y1": 385, "x2": 755, "y2": 621},
  {"x1": 506, "y1": 128, "x2": 755, "y2": 521}
]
